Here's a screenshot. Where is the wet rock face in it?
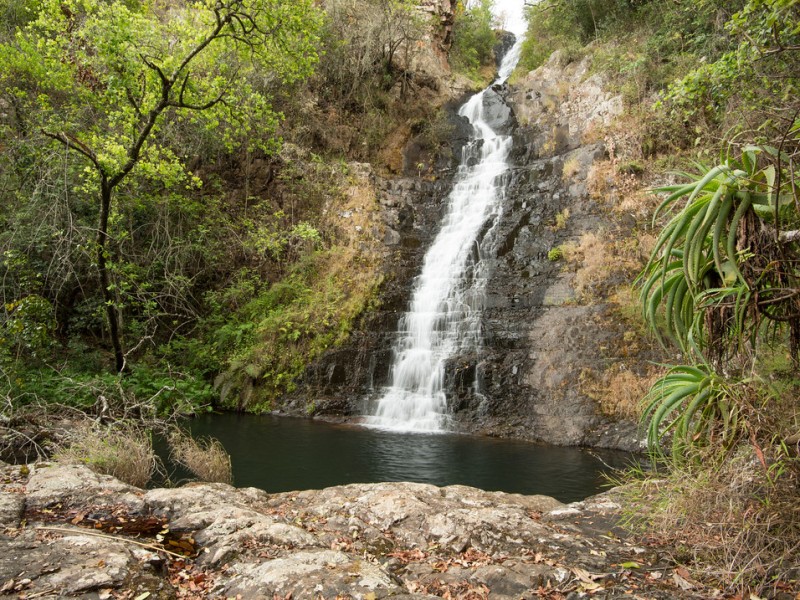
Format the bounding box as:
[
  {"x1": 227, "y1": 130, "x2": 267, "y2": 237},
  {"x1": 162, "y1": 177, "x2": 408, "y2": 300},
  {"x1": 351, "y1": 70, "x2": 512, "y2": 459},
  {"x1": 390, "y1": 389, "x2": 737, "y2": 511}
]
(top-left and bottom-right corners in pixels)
[
  {"x1": 494, "y1": 32, "x2": 517, "y2": 68},
  {"x1": 445, "y1": 142, "x2": 619, "y2": 446},
  {"x1": 0, "y1": 462, "x2": 704, "y2": 599},
  {"x1": 284, "y1": 168, "x2": 456, "y2": 417},
  {"x1": 289, "y1": 49, "x2": 645, "y2": 452},
  {"x1": 481, "y1": 85, "x2": 514, "y2": 134},
  {"x1": 442, "y1": 54, "x2": 643, "y2": 450}
]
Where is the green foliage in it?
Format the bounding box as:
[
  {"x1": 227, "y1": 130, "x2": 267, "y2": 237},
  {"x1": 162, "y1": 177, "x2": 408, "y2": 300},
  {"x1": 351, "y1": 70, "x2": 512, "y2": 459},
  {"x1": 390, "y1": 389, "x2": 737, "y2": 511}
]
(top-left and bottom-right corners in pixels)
[
  {"x1": 451, "y1": 0, "x2": 497, "y2": 78},
  {"x1": 1, "y1": 294, "x2": 55, "y2": 360},
  {"x1": 641, "y1": 365, "x2": 740, "y2": 461},
  {"x1": 515, "y1": 0, "x2": 750, "y2": 155},
  {"x1": 618, "y1": 160, "x2": 644, "y2": 176},
  {"x1": 1, "y1": 357, "x2": 214, "y2": 417},
  {"x1": 127, "y1": 367, "x2": 216, "y2": 416},
  {"x1": 0, "y1": 0, "x2": 323, "y2": 371},
  {"x1": 246, "y1": 212, "x2": 322, "y2": 262},
  {"x1": 0, "y1": 0, "x2": 445, "y2": 424},
  {"x1": 2, "y1": 0, "x2": 321, "y2": 167},
  {"x1": 214, "y1": 246, "x2": 383, "y2": 410},
  {"x1": 663, "y1": 0, "x2": 800, "y2": 135},
  {"x1": 547, "y1": 247, "x2": 563, "y2": 261},
  {"x1": 516, "y1": 2, "x2": 584, "y2": 72},
  {"x1": 554, "y1": 0, "x2": 800, "y2": 470},
  {"x1": 517, "y1": 0, "x2": 800, "y2": 585},
  {"x1": 639, "y1": 143, "x2": 800, "y2": 458},
  {"x1": 155, "y1": 149, "x2": 373, "y2": 413},
  {"x1": 517, "y1": 0, "x2": 660, "y2": 74},
  {"x1": 0, "y1": 0, "x2": 36, "y2": 36}
]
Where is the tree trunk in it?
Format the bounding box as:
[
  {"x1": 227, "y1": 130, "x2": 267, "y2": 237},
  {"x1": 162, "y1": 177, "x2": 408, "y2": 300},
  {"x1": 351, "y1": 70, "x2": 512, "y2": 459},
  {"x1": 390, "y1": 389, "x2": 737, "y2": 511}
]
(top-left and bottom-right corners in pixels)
[{"x1": 98, "y1": 178, "x2": 125, "y2": 372}]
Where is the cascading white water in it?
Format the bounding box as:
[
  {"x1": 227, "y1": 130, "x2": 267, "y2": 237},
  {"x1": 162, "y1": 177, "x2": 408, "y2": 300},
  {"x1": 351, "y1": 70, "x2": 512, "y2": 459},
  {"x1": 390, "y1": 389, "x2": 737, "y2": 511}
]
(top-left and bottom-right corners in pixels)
[{"x1": 366, "y1": 36, "x2": 525, "y2": 432}]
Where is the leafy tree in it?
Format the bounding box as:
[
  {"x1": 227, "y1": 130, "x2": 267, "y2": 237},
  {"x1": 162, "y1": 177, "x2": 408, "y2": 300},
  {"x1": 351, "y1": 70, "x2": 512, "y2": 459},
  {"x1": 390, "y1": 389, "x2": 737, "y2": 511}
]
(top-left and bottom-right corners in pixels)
[
  {"x1": 451, "y1": 0, "x2": 496, "y2": 75},
  {"x1": 0, "y1": 0, "x2": 321, "y2": 372}
]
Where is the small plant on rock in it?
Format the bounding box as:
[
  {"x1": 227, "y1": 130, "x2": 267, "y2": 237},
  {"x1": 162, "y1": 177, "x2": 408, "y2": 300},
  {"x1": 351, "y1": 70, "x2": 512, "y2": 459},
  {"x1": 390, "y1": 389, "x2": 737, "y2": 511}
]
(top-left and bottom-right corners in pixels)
[{"x1": 552, "y1": 208, "x2": 570, "y2": 231}]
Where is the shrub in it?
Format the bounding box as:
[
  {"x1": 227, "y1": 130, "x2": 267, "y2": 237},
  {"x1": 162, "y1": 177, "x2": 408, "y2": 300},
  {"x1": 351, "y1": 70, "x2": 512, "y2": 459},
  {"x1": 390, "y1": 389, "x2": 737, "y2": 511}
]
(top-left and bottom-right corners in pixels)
[
  {"x1": 618, "y1": 160, "x2": 644, "y2": 176},
  {"x1": 315, "y1": 0, "x2": 423, "y2": 111},
  {"x1": 552, "y1": 207, "x2": 570, "y2": 231},
  {"x1": 517, "y1": 0, "x2": 639, "y2": 74},
  {"x1": 169, "y1": 431, "x2": 232, "y2": 484},
  {"x1": 580, "y1": 364, "x2": 660, "y2": 420},
  {"x1": 516, "y1": 5, "x2": 583, "y2": 74},
  {"x1": 562, "y1": 233, "x2": 609, "y2": 298},
  {"x1": 561, "y1": 158, "x2": 582, "y2": 182}
]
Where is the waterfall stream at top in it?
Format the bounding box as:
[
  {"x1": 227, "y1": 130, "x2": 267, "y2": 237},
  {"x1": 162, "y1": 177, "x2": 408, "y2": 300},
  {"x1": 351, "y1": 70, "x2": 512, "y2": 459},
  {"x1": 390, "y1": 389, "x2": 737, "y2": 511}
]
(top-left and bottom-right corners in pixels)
[{"x1": 365, "y1": 36, "x2": 525, "y2": 432}]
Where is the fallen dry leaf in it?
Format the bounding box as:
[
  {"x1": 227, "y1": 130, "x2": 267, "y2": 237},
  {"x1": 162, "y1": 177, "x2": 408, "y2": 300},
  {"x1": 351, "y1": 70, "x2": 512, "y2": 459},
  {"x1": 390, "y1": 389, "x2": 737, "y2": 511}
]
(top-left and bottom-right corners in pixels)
[{"x1": 672, "y1": 572, "x2": 693, "y2": 590}]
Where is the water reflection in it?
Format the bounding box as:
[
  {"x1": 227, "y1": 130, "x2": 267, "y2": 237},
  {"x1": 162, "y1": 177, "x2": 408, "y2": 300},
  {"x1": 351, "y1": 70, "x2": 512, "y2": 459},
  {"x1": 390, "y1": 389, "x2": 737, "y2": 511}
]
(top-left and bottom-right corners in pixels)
[{"x1": 179, "y1": 413, "x2": 636, "y2": 503}]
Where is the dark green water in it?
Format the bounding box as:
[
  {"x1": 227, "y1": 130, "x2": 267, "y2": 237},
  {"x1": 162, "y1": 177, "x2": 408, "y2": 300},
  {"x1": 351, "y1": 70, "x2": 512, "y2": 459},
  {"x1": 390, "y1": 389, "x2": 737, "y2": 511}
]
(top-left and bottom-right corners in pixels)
[{"x1": 169, "y1": 413, "x2": 636, "y2": 503}]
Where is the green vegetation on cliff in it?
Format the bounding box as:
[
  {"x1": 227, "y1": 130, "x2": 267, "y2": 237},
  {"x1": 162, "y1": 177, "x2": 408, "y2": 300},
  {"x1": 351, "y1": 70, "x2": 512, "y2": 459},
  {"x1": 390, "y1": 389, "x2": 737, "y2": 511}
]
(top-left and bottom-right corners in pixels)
[
  {"x1": 519, "y1": 0, "x2": 800, "y2": 592},
  {"x1": 0, "y1": 0, "x2": 501, "y2": 429},
  {"x1": 451, "y1": 0, "x2": 497, "y2": 81}
]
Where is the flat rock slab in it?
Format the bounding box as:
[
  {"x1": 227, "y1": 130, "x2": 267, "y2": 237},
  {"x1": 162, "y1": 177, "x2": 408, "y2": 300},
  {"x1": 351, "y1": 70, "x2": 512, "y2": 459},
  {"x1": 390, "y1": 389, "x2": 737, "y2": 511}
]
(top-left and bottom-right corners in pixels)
[
  {"x1": 0, "y1": 493, "x2": 23, "y2": 528},
  {"x1": 0, "y1": 529, "x2": 165, "y2": 598},
  {"x1": 0, "y1": 463, "x2": 716, "y2": 598},
  {"x1": 223, "y1": 549, "x2": 404, "y2": 598},
  {"x1": 24, "y1": 463, "x2": 146, "y2": 513}
]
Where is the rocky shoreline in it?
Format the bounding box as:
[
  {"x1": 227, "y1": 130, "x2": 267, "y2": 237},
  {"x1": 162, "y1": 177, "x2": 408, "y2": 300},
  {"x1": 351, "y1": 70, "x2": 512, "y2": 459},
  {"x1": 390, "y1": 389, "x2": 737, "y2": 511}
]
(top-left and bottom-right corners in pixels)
[{"x1": 2, "y1": 461, "x2": 716, "y2": 598}]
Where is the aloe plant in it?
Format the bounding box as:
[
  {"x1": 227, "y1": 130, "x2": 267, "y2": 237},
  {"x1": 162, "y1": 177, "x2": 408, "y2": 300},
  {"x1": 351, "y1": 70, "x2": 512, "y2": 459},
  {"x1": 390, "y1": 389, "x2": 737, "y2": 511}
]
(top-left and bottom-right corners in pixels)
[
  {"x1": 639, "y1": 146, "x2": 800, "y2": 458},
  {"x1": 640, "y1": 146, "x2": 800, "y2": 361},
  {"x1": 642, "y1": 365, "x2": 739, "y2": 461}
]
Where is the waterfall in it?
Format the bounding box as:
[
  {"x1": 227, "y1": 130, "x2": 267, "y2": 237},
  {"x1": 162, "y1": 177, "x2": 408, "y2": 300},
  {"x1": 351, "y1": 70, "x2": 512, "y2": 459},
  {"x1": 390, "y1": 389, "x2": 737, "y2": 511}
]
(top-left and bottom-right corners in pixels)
[{"x1": 366, "y1": 36, "x2": 525, "y2": 433}]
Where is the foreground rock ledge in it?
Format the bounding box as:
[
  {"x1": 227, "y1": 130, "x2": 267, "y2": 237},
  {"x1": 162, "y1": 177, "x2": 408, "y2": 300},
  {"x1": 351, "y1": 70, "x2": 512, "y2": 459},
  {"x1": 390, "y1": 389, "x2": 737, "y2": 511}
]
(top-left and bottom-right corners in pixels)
[{"x1": 1, "y1": 462, "x2": 707, "y2": 598}]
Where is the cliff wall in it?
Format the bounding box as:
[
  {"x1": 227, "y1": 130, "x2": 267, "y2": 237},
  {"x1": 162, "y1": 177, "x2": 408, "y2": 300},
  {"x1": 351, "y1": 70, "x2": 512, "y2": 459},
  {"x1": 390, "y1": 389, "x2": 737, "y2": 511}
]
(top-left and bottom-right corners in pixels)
[
  {"x1": 447, "y1": 52, "x2": 663, "y2": 451},
  {"x1": 290, "y1": 45, "x2": 663, "y2": 452}
]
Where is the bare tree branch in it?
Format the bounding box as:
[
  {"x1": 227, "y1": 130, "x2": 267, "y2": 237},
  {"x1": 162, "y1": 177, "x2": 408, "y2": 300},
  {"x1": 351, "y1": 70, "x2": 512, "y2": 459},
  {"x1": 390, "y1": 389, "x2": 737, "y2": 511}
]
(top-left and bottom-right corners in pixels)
[{"x1": 41, "y1": 130, "x2": 102, "y2": 172}]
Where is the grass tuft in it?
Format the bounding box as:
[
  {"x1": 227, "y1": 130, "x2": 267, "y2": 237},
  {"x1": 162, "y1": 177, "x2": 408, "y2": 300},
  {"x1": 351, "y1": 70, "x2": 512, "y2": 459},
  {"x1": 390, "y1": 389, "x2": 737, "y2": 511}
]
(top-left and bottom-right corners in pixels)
[
  {"x1": 54, "y1": 422, "x2": 158, "y2": 488},
  {"x1": 580, "y1": 364, "x2": 659, "y2": 420},
  {"x1": 620, "y1": 440, "x2": 800, "y2": 595},
  {"x1": 169, "y1": 430, "x2": 232, "y2": 484}
]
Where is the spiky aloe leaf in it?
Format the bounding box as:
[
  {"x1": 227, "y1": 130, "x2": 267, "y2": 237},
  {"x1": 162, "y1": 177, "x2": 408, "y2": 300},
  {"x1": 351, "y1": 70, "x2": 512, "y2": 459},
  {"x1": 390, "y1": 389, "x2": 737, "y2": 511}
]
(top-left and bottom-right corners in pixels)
[
  {"x1": 641, "y1": 365, "x2": 739, "y2": 461},
  {"x1": 639, "y1": 158, "x2": 759, "y2": 355}
]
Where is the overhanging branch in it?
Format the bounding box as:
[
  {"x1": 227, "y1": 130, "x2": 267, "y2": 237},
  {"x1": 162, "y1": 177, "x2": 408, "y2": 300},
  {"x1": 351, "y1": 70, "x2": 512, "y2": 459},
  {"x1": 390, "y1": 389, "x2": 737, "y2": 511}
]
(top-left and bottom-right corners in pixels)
[{"x1": 41, "y1": 129, "x2": 102, "y2": 172}]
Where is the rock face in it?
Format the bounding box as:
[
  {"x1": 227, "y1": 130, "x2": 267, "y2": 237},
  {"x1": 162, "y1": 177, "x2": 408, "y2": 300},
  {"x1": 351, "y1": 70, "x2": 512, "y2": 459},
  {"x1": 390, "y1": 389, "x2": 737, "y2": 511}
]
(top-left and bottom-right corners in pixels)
[
  {"x1": 282, "y1": 72, "x2": 477, "y2": 416},
  {"x1": 289, "y1": 49, "x2": 655, "y2": 452},
  {"x1": 511, "y1": 52, "x2": 624, "y2": 153},
  {"x1": 410, "y1": 0, "x2": 455, "y2": 89},
  {"x1": 283, "y1": 167, "x2": 459, "y2": 418},
  {"x1": 453, "y1": 52, "x2": 642, "y2": 450},
  {"x1": 0, "y1": 462, "x2": 710, "y2": 598}
]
